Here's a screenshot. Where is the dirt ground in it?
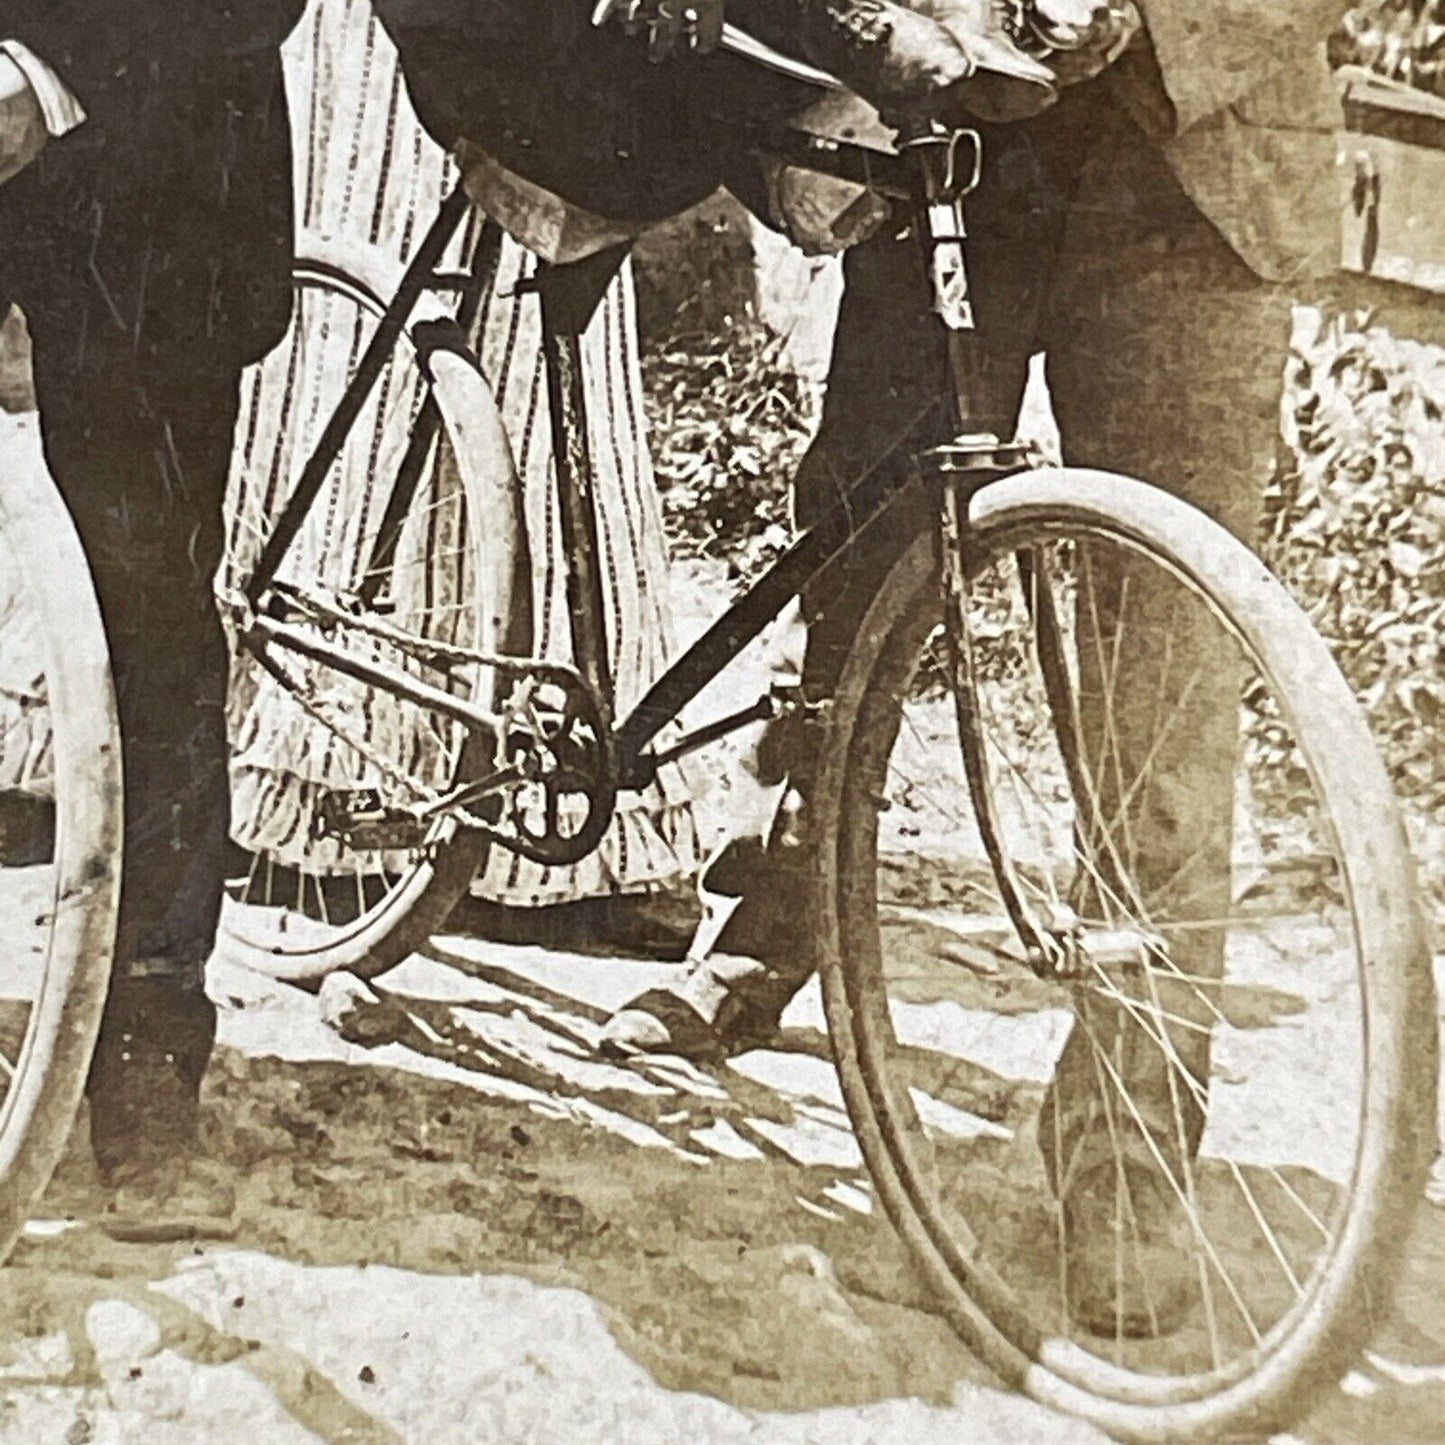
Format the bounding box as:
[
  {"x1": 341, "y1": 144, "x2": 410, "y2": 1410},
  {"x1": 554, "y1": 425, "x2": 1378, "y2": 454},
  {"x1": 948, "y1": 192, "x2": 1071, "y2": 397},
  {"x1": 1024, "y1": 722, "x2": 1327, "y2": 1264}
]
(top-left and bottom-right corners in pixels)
[
  {"x1": 2, "y1": 408, "x2": 1444, "y2": 1440},
  {"x1": 0, "y1": 932, "x2": 1438, "y2": 1445}
]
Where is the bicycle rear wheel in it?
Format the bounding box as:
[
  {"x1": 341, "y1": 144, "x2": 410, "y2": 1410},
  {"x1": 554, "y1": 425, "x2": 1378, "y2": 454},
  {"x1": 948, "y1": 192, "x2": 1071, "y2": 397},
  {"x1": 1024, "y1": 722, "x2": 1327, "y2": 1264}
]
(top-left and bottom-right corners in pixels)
[
  {"x1": 220, "y1": 259, "x2": 528, "y2": 986},
  {"x1": 816, "y1": 468, "x2": 1437, "y2": 1441},
  {"x1": 0, "y1": 428, "x2": 120, "y2": 1260}
]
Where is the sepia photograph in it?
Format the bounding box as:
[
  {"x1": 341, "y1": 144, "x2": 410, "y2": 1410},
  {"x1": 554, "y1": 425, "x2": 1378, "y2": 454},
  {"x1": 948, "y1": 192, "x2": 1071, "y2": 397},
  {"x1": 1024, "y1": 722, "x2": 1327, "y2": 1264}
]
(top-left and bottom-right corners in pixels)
[{"x1": 0, "y1": 1, "x2": 1441, "y2": 1440}]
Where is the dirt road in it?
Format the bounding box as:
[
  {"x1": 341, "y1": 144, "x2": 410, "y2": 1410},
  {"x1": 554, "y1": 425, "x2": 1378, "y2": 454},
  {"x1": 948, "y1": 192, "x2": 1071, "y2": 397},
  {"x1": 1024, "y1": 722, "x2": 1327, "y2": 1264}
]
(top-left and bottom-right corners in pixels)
[{"x1": 0, "y1": 929, "x2": 1439, "y2": 1445}]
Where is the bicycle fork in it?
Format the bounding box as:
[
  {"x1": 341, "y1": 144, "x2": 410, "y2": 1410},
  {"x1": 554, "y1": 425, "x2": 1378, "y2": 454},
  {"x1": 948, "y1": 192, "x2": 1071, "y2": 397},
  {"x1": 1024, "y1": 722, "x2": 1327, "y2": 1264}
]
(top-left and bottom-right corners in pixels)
[{"x1": 909, "y1": 127, "x2": 1159, "y2": 982}]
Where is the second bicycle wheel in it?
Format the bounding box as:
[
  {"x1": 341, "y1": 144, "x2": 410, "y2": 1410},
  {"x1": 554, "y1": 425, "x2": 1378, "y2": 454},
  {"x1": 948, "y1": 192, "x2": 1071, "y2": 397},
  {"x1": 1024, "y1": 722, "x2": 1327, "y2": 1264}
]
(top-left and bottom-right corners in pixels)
[
  {"x1": 815, "y1": 468, "x2": 1437, "y2": 1441},
  {"x1": 0, "y1": 428, "x2": 120, "y2": 1261},
  {"x1": 219, "y1": 252, "x2": 528, "y2": 985}
]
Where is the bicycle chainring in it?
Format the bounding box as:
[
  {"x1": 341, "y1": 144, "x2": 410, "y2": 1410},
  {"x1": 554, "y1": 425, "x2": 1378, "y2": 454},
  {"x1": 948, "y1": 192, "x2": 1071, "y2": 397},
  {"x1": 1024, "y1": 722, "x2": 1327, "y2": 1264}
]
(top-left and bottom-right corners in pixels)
[{"x1": 473, "y1": 666, "x2": 617, "y2": 869}]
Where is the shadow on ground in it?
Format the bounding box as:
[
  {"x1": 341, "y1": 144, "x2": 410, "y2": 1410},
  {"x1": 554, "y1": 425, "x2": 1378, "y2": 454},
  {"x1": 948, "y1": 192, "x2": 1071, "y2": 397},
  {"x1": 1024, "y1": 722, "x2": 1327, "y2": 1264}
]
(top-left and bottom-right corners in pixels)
[{"x1": 0, "y1": 934, "x2": 1440, "y2": 1444}]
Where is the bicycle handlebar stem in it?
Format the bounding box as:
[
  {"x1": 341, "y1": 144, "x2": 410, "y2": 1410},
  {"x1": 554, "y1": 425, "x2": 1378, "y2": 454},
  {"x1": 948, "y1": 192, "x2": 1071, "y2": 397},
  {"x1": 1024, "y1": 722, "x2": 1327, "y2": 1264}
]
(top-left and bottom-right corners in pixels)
[
  {"x1": 901, "y1": 126, "x2": 982, "y2": 332},
  {"x1": 904, "y1": 128, "x2": 1022, "y2": 442}
]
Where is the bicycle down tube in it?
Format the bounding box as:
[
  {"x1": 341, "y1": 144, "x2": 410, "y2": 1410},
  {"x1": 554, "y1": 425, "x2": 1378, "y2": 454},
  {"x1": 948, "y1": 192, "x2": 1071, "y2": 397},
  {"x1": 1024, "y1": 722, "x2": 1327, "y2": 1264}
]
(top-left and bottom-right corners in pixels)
[{"x1": 610, "y1": 128, "x2": 1028, "y2": 778}]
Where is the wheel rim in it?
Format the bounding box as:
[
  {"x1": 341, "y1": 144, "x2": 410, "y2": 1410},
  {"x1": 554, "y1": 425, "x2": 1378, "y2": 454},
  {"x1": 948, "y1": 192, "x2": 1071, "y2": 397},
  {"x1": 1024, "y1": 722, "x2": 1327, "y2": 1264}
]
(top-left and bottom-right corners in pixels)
[
  {"x1": 830, "y1": 513, "x2": 1405, "y2": 1411},
  {"x1": 220, "y1": 270, "x2": 497, "y2": 971},
  {"x1": 0, "y1": 457, "x2": 119, "y2": 1244}
]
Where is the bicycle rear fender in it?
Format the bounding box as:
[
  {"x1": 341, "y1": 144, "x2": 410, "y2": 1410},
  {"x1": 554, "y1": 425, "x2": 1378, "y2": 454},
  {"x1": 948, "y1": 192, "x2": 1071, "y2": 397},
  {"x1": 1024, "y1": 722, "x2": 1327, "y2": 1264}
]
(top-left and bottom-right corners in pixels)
[
  {"x1": 425, "y1": 343, "x2": 534, "y2": 660},
  {"x1": 294, "y1": 232, "x2": 534, "y2": 664}
]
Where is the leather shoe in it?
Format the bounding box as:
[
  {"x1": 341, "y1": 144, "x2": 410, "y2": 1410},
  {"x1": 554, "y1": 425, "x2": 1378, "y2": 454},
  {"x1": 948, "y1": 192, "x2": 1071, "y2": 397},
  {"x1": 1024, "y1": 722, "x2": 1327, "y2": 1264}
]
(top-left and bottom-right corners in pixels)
[
  {"x1": 599, "y1": 830, "x2": 811, "y2": 1060},
  {"x1": 86, "y1": 977, "x2": 216, "y2": 1180}
]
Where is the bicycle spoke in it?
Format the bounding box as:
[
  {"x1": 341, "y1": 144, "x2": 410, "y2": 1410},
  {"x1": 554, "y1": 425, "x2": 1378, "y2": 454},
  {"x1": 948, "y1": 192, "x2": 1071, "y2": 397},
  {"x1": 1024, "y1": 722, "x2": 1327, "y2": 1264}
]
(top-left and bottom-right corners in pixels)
[
  {"x1": 1086, "y1": 1036, "x2": 1169, "y2": 1356},
  {"x1": 1271, "y1": 1168, "x2": 1335, "y2": 1243},
  {"x1": 1077, "y1": 1015, "x2": 1264, "y2": 1348},
  {"x1": 1081, "y1": 968, "x2": 1217, "y2": 1048},
  {"x1": 1081, "y1": 957, "x2": 1334, "y2": 1290},
  {"x1": 1023, "y1": 548, "x2": 1345, "y2": 1306},
  {"x1": 831, "y1": 476, "x2": 1414, "y2": 1434}
]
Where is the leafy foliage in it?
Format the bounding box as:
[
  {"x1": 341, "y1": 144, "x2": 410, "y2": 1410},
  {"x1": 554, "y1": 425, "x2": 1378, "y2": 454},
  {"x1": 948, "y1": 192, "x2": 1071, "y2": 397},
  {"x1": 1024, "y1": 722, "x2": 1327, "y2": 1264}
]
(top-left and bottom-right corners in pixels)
[
  {"x1": 642, "y1": 302, "x2": 1445, "y2": 873},
  {"x1": 1267, "y1": 307, "x2": 1445, "y2": 821},
  {"x1": 1333, "y1": 1, "x2": 1445, "y2": 98},
  {"x1": 642, "y1": 314, "x2": 820, "y2": 584}
]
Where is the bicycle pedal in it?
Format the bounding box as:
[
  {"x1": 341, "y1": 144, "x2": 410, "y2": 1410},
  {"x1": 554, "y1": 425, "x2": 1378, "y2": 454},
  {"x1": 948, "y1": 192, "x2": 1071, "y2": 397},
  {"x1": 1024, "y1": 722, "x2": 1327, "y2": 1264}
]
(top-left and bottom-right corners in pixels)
[
  {"x1": 314, "y1": 789, "x2": 427, "y2": 851},
  {"x1": 767, "y1": 678, "x2": 805, "y2": 711},
  {"x1": 766, "y1": 681, "x2": 833, "y2": 719}
]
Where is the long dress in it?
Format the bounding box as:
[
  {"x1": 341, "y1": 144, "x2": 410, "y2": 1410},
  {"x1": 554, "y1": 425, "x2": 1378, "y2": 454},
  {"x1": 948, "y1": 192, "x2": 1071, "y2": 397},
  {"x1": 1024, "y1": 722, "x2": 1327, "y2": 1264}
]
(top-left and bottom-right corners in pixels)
[{"x1": 223, "y1": 0, "x2": 702, "y2": 905}]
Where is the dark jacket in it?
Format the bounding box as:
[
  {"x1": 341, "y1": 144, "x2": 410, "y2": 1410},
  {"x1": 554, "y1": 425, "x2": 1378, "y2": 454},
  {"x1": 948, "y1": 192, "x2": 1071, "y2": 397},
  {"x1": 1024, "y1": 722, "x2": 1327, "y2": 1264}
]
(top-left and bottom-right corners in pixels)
[
  {"x1": 373, "y1": 0, "x2": 811, "y2": 224},
  {"x1": 2, "y1": 1, "x2": 304, "y2": 367},
  {"x1": 377, "y1": 0, "x2": 1349, "y2": 282}
]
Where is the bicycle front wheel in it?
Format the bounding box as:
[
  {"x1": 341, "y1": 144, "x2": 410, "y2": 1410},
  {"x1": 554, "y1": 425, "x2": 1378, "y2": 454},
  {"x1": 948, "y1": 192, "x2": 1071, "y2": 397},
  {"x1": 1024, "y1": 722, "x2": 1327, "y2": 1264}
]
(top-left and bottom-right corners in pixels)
[
  {"x1": 0, "y1": 428, "x2": 120, "y2": 1261},
  {"x1": 220, "y1": 256, "x2": 528, "y2": 986},
  {"x1": 815, "y1": 468, "x2": 1437, "y2": 1441}
]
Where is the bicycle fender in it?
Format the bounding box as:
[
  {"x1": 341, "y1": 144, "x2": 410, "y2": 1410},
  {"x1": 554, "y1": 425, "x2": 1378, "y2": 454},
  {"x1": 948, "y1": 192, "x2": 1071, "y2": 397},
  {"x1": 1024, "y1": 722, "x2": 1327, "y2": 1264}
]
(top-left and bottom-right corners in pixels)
[{"x1": 421, "y1": 339, "x2": 535, "y2": 659}]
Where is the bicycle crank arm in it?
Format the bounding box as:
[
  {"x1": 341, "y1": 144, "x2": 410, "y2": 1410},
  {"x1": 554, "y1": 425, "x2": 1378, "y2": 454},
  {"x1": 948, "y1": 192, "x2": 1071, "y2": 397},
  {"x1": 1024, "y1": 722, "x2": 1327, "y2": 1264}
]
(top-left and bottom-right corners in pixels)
[
  {"x1": 623, "y1": 683, "x2": 818, "y2": 789},
  {"x1": 245, "y1": 613, "x2": 506, "y2": 744}
]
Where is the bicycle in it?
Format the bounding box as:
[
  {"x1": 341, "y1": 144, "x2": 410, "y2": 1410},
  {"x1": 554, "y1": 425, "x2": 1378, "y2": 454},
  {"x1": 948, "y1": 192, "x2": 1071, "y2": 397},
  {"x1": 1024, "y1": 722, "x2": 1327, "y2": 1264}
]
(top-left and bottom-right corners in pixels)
[{"x1": 1, "y1": 27, "x2": 1436, "y2": 1444}]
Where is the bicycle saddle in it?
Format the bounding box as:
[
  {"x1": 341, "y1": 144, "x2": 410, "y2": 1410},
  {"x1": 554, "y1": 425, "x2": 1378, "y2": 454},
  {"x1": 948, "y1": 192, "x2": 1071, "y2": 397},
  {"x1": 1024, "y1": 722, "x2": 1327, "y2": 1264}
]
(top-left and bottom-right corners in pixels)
[{"x1": 719, "y1": 28, "x2": 901, "y2": 155}]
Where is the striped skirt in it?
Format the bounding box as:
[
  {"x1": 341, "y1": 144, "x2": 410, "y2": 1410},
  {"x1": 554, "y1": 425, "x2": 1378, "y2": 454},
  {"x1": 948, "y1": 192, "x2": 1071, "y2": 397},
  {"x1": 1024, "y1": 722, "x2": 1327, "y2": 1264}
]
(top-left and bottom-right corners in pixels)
[{"x1": 223, "y1": 0, "x2": 702, "y2": 904}]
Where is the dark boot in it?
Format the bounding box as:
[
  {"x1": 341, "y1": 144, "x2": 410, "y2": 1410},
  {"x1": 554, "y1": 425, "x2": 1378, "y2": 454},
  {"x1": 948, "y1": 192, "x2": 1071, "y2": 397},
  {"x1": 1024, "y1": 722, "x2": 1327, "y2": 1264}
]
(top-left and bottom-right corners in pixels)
[
  {"x1": 1061, "y1": 1144, "x2": 1199, "y2": 1339},
  {"x1": 86, "y1": 976, "x2": 215, "y2": 1174},
  {"x1": 599, "y1": 812, "x2": 815, "y2": 1061},
  {"x1": 85, "y1": 976, "x2": 236, "y2": 1241}
]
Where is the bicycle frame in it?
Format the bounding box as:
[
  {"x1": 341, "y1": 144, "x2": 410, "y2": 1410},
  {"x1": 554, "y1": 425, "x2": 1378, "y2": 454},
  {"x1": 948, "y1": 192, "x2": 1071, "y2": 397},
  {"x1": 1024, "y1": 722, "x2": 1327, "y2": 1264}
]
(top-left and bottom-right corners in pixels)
[{"x1": 233, "y1": 112, "x2": 1038, "y2": 868}]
